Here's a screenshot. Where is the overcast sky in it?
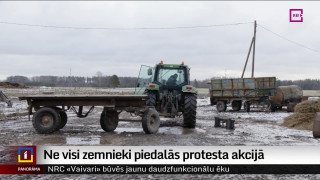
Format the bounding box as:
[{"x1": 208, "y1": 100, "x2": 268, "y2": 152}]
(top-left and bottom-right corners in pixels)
[{"x1": 0, "y1": 1, "x2": 319, "y2": 81}]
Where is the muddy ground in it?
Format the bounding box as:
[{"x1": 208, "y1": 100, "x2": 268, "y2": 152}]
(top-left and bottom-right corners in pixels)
[{"x1": 0, "y1": 87, "x2": 320, "y2": 179}]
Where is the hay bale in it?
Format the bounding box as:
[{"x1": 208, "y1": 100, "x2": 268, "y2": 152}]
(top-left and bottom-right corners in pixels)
[
  {"x1": 282, "y1": 113, "x2": 316, "y2": 130},
  {"x1": 294, "y1": 100, "x2": 320, "y2": 113}
]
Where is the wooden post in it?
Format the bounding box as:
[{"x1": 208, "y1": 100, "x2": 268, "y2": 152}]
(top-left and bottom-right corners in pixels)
[
  {"x1": 251, "y1": 20, "x2": 257, "y2": 78},
  {"x1": 241, "y1": 37, "x2": 254, "y2": 78}
]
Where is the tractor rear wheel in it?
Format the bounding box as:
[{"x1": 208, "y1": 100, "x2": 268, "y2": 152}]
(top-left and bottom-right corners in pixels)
[
  {"x1": 183, "y1": 93, "x2": 197, "y2": 128},
  {"x1": 142, "y1": 108, "x2": 160, "y2": 134},
  {"x1": 100, "y1": 110, "x2": 119, "y2": 132},
  {"x1": 146, "y1": 91, "x2": 156, "y2": 107}
]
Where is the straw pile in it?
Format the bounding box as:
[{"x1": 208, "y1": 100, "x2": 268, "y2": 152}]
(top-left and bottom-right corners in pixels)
[
  {"x1": 295, "y1": 100, "x2": 320, "y2": 113},
  {"x1": 282, "y1": 100, "x2": 320, "y2": 130},
  {"x1": 0, "y1": 82, "x2": 27, "y2": 88}
]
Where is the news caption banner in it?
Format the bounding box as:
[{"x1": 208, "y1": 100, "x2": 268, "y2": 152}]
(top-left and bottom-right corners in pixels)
[{"x1": 1, "y1": 146, "x2": 320, "y2": 174}]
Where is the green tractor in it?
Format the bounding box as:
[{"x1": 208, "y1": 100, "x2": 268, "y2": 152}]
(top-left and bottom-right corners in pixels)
[{"x1": 135, "y1": 61, "x2": 197, "y2": 128}]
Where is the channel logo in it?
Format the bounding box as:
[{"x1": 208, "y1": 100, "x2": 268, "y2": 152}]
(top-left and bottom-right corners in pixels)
[
  {"x1": 290, "y1": 9, "x2": 303, "y2": 22},
  {"x1": 18, "y1": 147, "x2": 34, "y2": 163}
]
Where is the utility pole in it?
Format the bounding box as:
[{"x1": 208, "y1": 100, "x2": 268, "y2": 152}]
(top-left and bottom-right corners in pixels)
[
  {"x1": 241, "y1": 20, "x2": 257, "y2": 78},
  {"x1": 251, "y1": 20, "x2": 257, "y2": 78},
  {"x1": 241, "y1": 37, "x2": 254, "y2": 78}
]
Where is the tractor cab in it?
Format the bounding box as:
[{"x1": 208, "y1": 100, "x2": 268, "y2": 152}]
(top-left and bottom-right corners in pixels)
[
  {"x1": 135, "y1": 61, "x2": 189, "y2": 95},
  {"x1": 154, "y1": 62, "x2": 189, "y2": 94}
]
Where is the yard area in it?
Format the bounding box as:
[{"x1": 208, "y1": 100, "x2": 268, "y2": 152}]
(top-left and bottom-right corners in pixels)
[{"x1": 0, "y1": 87, "x2": 319, "y2": 179}]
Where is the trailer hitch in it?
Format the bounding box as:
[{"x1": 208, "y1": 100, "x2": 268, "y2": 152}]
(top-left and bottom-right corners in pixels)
[{"x1": 70, "y1": 106, "x2": 95, "y2": 118}]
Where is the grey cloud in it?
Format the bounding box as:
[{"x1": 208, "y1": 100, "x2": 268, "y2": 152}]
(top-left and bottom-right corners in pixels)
[{"x1": 0, "y1": 1, "x2": 319, "y2": 81}]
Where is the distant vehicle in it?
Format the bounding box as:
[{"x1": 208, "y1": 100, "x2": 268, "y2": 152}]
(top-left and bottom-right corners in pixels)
[
  {"x1": 39, "y1": 86, "x2": 55, "y2": 94},
  {"x1": 270, "y1": 85, "x2": 303, "y2": 112},
  {"x1": 208, "y1": 77, "x2": 277, "y2": 112}
]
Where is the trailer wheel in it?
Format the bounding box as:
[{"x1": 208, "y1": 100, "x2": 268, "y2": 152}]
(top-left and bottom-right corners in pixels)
[
  {"x1": 100, "y1": 110, "x2": 119, "y2": 132},
  {"x1": 142, "y1": 108, "x2": 160, "y2": 134},
  {"x1": 58, "y1": 111, "x2": 68, "y2": 130},
  {"x1": 231, "y1": 101, "x2": 242, "y2": 111},
  {"x1": 210, "y1": 97, "x2": 216, "y2": 105},
  {"x1": 183, "y1": 93, "x2": 197, "y2": 128},
  {"x1": 267, "y1": 100, "x2": 276, "y2": 112},
  {"x1": 244, "y1": 101, "x2": 251, "y2": 112},
  {"x1": 216, "y1": 101, "x2": 227, "y2": 112},
  {"x1": 32, "y1": 107, "x2": 61, "y2": 134}
]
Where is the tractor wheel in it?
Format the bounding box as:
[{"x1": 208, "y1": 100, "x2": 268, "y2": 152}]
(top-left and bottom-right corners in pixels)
[
  {"x1": 231, "y1": 101, "x2": 242, "y2": 111},
  {"x1": 146, "y1": 91, "x2": 156, "y2": 107},
  {"x1": 183, "y1": 93, "x2": 197, "y2": 128},
  {"x1": 244, "y1": 101, "x2": 251, "y2": 112},
  {"x1": 32, "y1": 107, "x2": 61, "y2": 134},
  {"x1": 100, "y1": 110, "x2": 119, "y2": 132},
  {"x1": 216, "y1": 101, "x2": 227, "y2": 112},
  {"x1": 142, "y1": 108, "x2": 160, "y2": 134},
  {"x1": 58, "y1": 111, "x2": 68, "y2": 130}
]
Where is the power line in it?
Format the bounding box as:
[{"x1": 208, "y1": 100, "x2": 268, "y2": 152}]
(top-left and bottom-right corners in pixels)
[
  {"x1": 258, "y1": 24, "x2": 320, "y2": 53},
  {"x1": 0, "y1": 21, "x2": 253, "y2": 30},
  {"x1": 1, "y1": 20, "x2": 317, "y2": 54}
]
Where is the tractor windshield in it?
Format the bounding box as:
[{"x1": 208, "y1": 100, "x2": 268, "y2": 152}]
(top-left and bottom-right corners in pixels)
[{"x1": 157, "y1": 68, "x2": 186, "y2": 86}]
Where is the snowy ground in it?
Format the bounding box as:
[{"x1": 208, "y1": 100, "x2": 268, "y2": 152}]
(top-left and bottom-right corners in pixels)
[{"x1": 0, "y1": 87, "x2": 319, "y2": 179}]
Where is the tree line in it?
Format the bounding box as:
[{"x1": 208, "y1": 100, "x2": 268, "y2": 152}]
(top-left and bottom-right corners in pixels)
[
  {"x1": 276, "y1": 79, "x2": 320, "y2": 90},
  {"x1": 5, "y1": 75, "x2": 130, "y2": 88},
  {"x1": 3, "y1": 75, "x2": 320, "y2": 90}
]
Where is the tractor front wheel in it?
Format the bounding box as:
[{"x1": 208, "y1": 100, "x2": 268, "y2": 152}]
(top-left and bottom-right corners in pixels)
[{"x1": 183, "y1": 93, "x2": 197, "y2": 128}]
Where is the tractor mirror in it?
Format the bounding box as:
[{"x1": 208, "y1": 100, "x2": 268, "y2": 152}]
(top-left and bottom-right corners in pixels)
[{"x1": 148, "y1": 68, "x2": 153, "y2": 75}]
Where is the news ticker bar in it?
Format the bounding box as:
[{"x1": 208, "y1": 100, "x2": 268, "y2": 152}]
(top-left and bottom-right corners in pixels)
[
  {"x1": 2, "y1": 164, "x2": 320, "y2": 174},
  {"x1": 36, "y1": 146, "x2": 320, "y2": 164},
  {"x1": 4, "y1": 146, "x2": 320, "y2": 165}
]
